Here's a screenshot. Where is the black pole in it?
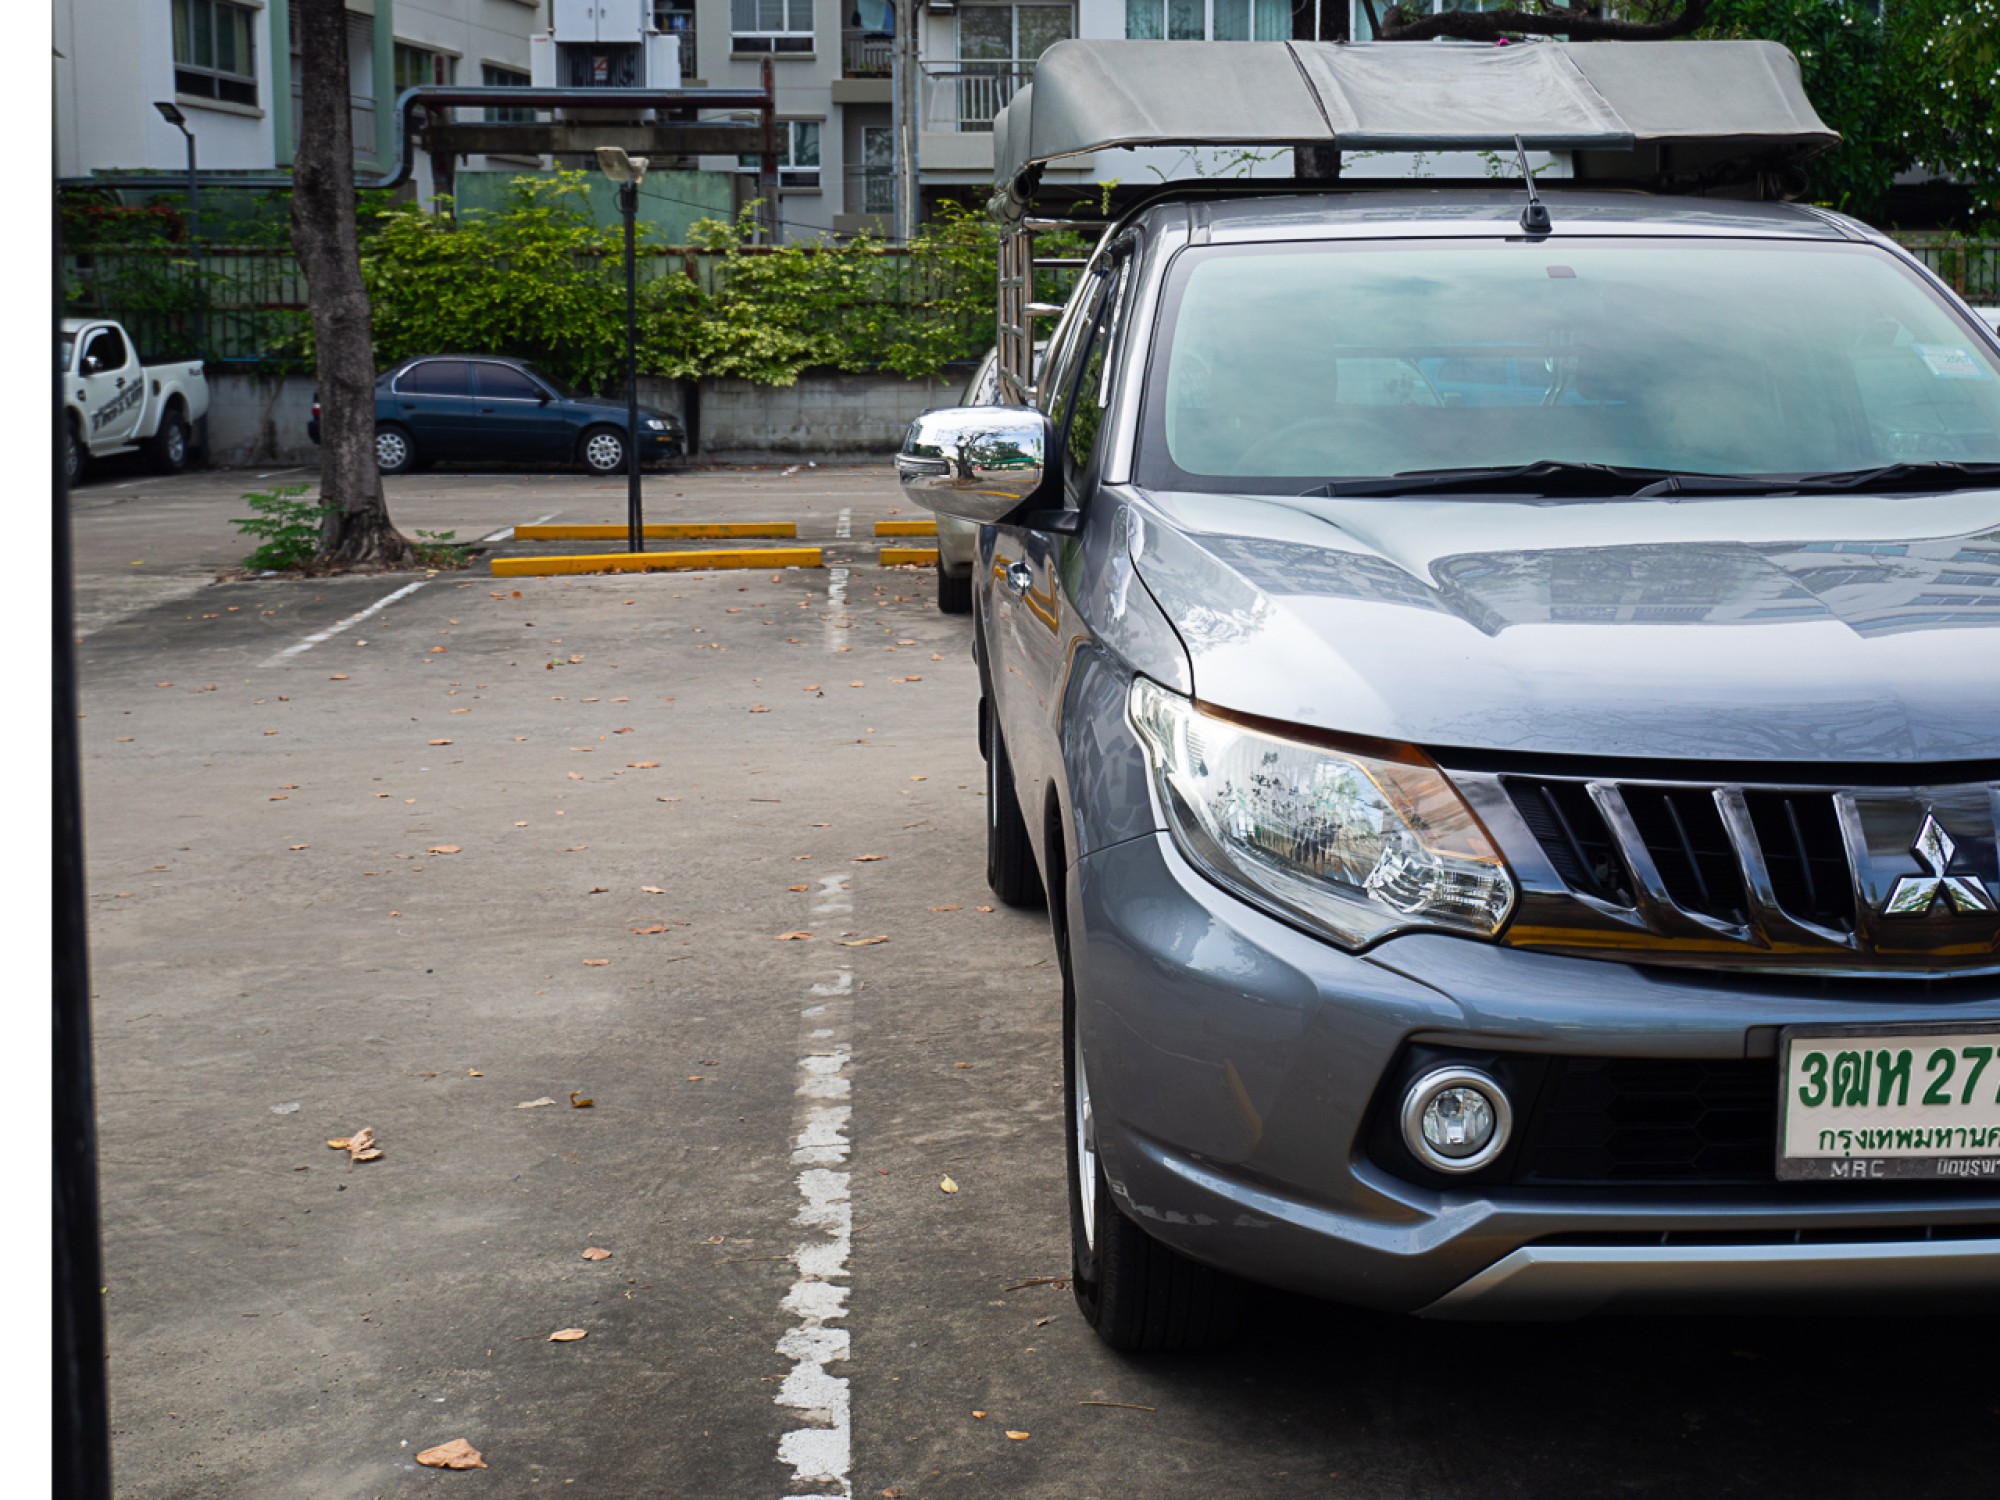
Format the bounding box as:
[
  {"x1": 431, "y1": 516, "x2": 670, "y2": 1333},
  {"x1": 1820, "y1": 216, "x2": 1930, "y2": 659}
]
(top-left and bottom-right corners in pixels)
[
  {"x1": 55, "y1": 180, "x2": 115, "y2": 1500},
  {"x1": 623, "y1": 178, "x2": 642, "y2": 554},
  {"x1": 185, "y1": 125, "x2": 203, "y2": 361}
]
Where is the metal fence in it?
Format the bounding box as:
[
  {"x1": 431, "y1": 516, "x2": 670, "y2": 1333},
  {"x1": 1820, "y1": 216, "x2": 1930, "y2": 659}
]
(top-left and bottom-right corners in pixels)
[
  {"x1": 920, "y1": 60, "x2": 1033, "y2": 133},
  {"x1": 1899, "y1": 236, "x2": 2000, "y2": 303}
]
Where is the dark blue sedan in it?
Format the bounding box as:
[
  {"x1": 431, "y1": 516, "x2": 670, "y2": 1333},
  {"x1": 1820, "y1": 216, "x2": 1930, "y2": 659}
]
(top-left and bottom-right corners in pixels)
[{"x1": 308, "y1": 355, "x2": 684, "y2": 474}]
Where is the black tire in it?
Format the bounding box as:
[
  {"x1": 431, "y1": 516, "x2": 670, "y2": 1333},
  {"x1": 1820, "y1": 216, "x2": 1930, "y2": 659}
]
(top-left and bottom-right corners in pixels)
[
  {"x1": 580, "y1": 425, "x2": 628, "y2": 476},
  {"x1": 65, "y1": 418, "x2": 86, "y2": 488},
  {"x1": 374, "y1": 423, "x2": 418, "y2": 476},
  {"x1": 1064, "y1": 915, "x2": 1242, "y2": 1353},
  {"x1": 983, "y1": 702, "x2": 1045, "y2": 908},
  {"x1": 937, "y1": 556, "x2": 973, "y2": 615},
  {"x1": 145, "y1": 407, "x2": 190, "y2": 474}
]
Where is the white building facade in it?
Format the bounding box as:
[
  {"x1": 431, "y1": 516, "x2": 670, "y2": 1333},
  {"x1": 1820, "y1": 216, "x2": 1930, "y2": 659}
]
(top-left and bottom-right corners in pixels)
[{"x1": 55, "y1": 0, "x2": 544, "y2": 201}]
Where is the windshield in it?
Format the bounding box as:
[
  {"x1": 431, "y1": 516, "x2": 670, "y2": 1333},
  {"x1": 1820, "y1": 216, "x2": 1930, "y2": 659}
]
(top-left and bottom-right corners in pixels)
[{"x1": 1139, "y1": 238, "x2": 2000, "y2": 493}]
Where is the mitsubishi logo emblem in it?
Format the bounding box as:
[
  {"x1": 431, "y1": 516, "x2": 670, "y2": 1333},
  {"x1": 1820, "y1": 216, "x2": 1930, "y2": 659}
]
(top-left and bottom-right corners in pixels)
[{"x1": 1882, "y1": 812, "x2": 1996, "y2": 917}]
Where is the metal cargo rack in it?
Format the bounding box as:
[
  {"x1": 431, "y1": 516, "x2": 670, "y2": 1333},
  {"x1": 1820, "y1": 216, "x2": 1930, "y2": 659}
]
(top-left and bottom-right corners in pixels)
[{"x1": 984, "y1": 37, "x2": 1840, "y2": 396}]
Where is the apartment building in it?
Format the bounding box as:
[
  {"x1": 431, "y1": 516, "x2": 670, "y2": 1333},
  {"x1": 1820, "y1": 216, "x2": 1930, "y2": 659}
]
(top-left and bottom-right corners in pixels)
[{"x1": 54, "y1": 0, "x2": 544, "y2": 201}]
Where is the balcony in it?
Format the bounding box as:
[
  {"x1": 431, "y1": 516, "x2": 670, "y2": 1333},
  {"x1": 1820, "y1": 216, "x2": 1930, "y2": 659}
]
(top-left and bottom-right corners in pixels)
[
  {"x1": 842, "y1": 28, "x2": 891, "y2": 77},
  {"x1": 919, "y1": 59, "x2": 1032, "y2": 134}
]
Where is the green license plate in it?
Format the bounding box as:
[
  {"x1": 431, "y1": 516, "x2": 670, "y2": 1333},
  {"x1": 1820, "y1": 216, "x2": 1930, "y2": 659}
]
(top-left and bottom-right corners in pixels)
[{"x1": 1778, "y1": 1022, "x2": 2000, "y2": 1181}]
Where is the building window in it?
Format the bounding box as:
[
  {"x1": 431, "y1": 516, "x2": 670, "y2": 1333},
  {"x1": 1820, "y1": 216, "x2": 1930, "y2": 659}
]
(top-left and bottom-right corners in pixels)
[
  {"x1": 1124, "y1": 0, "x2": 1287, "y2": 39},
  {"x1": 394, "y1": 43, "x2": 457, "y2": 91},
  {"x1": 960, "y1": 4, "x2": 1074, "y2": 62},
  {"x1": 861, "y1": 124, "x2": 893, "y2": 215},
  {"x1": 731, "y1": 0, "x2": 814, "y2": 54},
  {"x1": 173, "y1": 0, "x2": 259, "y2": 107},
  {"x1": 483, "y1": 63, "x2": 533, "y2": 123},
  {"x1": 739, "y1": 120, "x2": 821, "y2": 189},
  {"x1": 1351, "y1": 0, "x2": 1506, "y2": 39}
]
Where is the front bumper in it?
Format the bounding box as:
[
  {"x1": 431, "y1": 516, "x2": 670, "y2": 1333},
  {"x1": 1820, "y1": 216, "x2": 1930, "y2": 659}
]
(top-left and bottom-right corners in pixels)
[{"x1": 1071, "y1": 829, "x2": 2000, "y2": 1316}]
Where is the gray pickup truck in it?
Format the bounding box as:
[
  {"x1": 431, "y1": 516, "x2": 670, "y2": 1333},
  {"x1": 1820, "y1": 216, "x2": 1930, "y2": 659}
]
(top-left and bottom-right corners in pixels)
[{"x1": 900, "y1": 39, "x2": 2000, "y2": 1349}]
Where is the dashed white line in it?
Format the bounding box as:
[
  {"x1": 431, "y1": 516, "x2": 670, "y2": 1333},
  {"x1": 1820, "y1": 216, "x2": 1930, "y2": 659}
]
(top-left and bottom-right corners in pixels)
[
  {"x1": 834, "y1": 506, "x2": 853, "y2": 540},
  {"x1": 255, "y1": 467, "x2": 305, "y2": 479},
  {"x1": 775, "y1": 870, "x2": 856, "y2": 1498},
  {"x1": 262, "y1": 579, "x2": 428, "y2": 665}
]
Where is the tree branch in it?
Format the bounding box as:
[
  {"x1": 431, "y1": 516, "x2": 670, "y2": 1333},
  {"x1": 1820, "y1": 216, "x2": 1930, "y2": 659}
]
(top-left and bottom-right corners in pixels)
[{"x1": 1379, "y1": 0, "x2": 1711, "y2": 43}]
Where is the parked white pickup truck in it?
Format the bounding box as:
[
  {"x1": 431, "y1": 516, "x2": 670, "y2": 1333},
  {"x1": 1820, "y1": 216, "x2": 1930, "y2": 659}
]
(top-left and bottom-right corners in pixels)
[{"x1": 61, "y1": 317, "x2": 208, "y2": 484}]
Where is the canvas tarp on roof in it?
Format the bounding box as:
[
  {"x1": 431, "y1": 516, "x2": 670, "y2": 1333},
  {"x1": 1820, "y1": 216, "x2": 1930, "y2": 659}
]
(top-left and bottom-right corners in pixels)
[{"x1": 990, "y1": 39, "x2": 1835, "y2": 213}]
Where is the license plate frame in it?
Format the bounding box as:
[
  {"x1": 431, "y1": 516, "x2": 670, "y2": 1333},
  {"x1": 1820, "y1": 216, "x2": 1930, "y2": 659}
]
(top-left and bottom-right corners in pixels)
[{"x1": 1776, "y1": 1020, "x2": 2000, "y2": 1181}]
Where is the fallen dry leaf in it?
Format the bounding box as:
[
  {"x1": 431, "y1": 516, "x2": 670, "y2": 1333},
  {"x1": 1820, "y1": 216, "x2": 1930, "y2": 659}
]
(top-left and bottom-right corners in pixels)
[
  {"x1": 627, "y1": 761, "x2": 660, "y2": 768},
  {"x1": 582, "y1": 959, "x2": 609, "y2": 967},
  {"x1": 428, "y1": 845, "x2": 462, "y2": 855},
  {"x1": 325, "y1": 1127, "x2": 381, "y2": 1163},
  {"x1": 1006, "y1": 1431, "x2": 1030, "y2": 1441},
  {"x1": 548, "y1": 1327, "x2": 588, "y2": 1342},
  {"x1": 289, "y1": 843, "x2": 309, "y2": 851},
  {"x1": 774, "y1": 931, "x2": 814, "y2": 941},
  {"x1": 569, "y1": 1091, "x2": 594, "y2": 1108},
  {"x1": 928, "y1": 905, "x2": 961, "y2": 912},
  {"x1": 849, "y1": 680, "x2": 864, "y2": 688},
  {"x1": 939, "y1": 1176, "x2": 959, "y2": 1194},
  {"x1": 428, "y1": 738, "x2": 452, "y2": 746},
  {"x1": 641, "y1": 885, "x2": 666, "y2": 894},
  {"x1": 416, "y1": 1439, "x2": 486, "y2": 1470},
  {"x1": 977, "y1": 905, "x2": 995, "y2": 913},
  {"x1": 972, "y1": 1411, "x2": 987, "y2": 1420},
  {"x1": 517, "y1": 1097, "x2": 556, "y2": 1109},
  {"x1": 631, "y1": 924, "x2": 667, "y2": 935},
  {"x1": 581, "y1": 1247, "x2": 612, "y2": 1261},
  {"x1": 467, "y1": 1069, "x2": 483, "y2": 1077},
  {"x1": 853, "y1": 854, "x2": 884, "y2": 863},
  {"x1": 838, "y1": 936, "x2": 890, "y2": 947},
  {"x1": 788, "y1": 884, "x2": 809, "y2": 892}
]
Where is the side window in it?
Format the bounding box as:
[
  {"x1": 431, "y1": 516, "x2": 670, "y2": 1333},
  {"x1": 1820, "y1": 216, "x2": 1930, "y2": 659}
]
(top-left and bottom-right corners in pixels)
[
  {"x1": 82, "y1": 327, "x2": 128, "y2": 373},
  {"x1": 398, "y1": 360, "x2": 469, "y2": 396},
  {"x1": 1055, "y1": 259, "x2": 1130, "y2": 487},
  {"x1": 477, "y1": 364, "x2": 543, "y2": 400},
  {"x1": 1041, "y1": 267, "x2": 1112, "y2": 454}
]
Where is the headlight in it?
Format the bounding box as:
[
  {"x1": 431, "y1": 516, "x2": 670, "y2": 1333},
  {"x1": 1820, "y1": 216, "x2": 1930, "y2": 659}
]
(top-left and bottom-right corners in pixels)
[
  {"x1": 644, "y1": 417, "x2": 667, "y2": 432},
  {"x1": 1128, "y1": 677, "x2": 1516, "y2": 950}
]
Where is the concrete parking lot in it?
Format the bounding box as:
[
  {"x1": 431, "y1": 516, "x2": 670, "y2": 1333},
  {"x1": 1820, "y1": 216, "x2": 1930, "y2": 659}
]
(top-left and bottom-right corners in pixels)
[{"x1": 77, "y1": 463, "x2": 1997, "y2": 1498}]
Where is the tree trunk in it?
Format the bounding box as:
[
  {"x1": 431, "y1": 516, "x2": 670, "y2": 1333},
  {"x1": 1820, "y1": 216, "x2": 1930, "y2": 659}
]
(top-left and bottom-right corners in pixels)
[{"x1": 291, "y1": 0, "x2": 412, "y2": 568}]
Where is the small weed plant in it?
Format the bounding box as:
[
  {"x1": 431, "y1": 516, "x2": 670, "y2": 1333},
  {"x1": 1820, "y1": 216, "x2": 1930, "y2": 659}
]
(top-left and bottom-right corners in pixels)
[
  {"x1": 412, "y1": 530, "x2": 471, "y2": 570},
  {"x1": 233, "y1": 485, "x2": 337, "y2": 571}
]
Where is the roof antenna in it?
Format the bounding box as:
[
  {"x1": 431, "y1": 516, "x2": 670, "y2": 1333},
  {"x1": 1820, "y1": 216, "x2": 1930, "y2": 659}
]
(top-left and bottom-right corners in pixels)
[{"x1": 1514, "y1": 134, "x2": 1552, "y2": 236}]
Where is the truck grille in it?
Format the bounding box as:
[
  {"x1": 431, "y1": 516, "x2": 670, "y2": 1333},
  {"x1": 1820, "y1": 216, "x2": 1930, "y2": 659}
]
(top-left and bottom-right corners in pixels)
[
  {"x1": 1514, "y1": 1056, "x2": 1774, "y2": 1185},
  {"x1": 1472, "y1": 766, "x2": 2000, "y2": 973}
]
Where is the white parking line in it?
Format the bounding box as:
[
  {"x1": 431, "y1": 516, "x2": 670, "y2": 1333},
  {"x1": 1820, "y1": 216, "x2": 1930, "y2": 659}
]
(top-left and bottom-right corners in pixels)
[
  {"x1": 262, "y1": 579, "x2": 428, "y2": 665},
  {"x1": 479, "y1": 510, "x2": 558, "y2": 545},
  {"x1": 774, "y1": 868, "x2": 856, "y2": 1499},
  {"x1": 256, "y1": 467, "x2": 305, "y2": 479},
  {"x1": 834, "y1": 506, "x2": 853, "y2": 540}
]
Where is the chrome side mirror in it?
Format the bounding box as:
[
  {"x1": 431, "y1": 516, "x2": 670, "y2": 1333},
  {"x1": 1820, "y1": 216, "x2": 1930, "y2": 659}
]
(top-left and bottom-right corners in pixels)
[{"x1": 895, "y1": 405, "x2": 1051, "y2": 523}]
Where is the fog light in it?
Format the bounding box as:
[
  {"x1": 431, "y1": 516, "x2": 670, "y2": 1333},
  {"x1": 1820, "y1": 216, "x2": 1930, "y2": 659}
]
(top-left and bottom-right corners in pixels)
[{"x1": 1401, "y1": 1067, "x2": 1511, "y2": 1174}]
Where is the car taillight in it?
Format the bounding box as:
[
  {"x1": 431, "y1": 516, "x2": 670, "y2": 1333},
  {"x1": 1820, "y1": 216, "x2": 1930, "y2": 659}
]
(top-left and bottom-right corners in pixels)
[{"x1": 311, "y1": 400, "x2": 320, "y2": 418}]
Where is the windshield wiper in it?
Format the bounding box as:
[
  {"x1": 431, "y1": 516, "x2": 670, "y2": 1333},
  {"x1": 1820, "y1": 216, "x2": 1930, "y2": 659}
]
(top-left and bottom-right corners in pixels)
[
  {"x1": 1630, "y1": 461, "x2": 2000, "y2": 497},
  {"x1": 1302, "y1": 460, "x2": 1680, "y2": 499}
]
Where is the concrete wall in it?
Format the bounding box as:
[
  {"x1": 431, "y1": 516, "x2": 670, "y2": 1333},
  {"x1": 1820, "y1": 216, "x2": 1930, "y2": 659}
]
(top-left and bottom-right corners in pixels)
[{"x1": 201, "y1": 365, "x2": 971, "y2": 466}]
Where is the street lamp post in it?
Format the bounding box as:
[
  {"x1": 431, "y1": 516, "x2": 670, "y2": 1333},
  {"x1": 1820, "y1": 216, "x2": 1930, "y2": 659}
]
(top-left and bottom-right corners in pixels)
[
  {"x1": 595, "y1": 147, "x2": 650, "y2": 555},
  {"x1": 153, "y1": 101, "x2": 203, "y2": 362}
]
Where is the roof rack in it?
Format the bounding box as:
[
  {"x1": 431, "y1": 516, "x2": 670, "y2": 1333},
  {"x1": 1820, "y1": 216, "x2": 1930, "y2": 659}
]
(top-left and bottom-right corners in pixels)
[{"x1": 988, "y1": 38, "x2": 1837, "y2": 221}]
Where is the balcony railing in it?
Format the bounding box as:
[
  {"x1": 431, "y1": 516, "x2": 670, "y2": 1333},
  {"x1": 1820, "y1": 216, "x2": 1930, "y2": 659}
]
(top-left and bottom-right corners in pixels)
[
  {"x1": 842, "y1": 28, "x2": 892, "y2": 77},
  {"x1": 920, "y1": 60, "x2": 1033, "y2": 133},
  {"x1": 843, "y1": 163, "x2": 894, "y2": 217}
]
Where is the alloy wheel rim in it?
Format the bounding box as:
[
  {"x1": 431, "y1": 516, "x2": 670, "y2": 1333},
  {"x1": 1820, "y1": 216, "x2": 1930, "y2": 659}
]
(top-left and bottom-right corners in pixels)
[
  {"x1": 1074, "y1": 1027, "x2": 1097, "y2": 1251},
  {"x1": 587, "y1": 434, "x2": 623, "y2": 471},
  {"x1": 377, "y1": 433, "x2": 408, "y2": 468},
  {"x1": 168, "y1": 426, "x2": 185, "y2": 464}
]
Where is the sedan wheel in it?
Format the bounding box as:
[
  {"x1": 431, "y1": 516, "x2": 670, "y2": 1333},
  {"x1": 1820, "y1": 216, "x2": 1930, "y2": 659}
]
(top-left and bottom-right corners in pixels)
[
  {"x1": 375, "y1": 427, "x2": 416, "y2": 475},
  {"x1": 583, "y1": 428, "x2": 627, "y2": 475}
]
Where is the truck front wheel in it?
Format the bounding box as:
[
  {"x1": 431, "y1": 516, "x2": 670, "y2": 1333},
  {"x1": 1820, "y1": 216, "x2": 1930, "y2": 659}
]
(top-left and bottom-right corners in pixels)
[{"x1": 145, "y1": 408, "x2": 190, "y2": 474}]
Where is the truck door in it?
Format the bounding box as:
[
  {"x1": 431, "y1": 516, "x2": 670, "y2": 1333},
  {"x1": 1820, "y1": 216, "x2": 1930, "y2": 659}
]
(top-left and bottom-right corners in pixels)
[
  {"x1": 74, "y1": 324, "x2": 146, "y2": 449},
  {"x1": 986, "y1": 256, "x2": 1125, "y2": 860}
]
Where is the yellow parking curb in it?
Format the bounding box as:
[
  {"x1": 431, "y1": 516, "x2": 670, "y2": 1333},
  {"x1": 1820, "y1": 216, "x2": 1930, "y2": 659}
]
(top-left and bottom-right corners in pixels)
[
  {"x1": 516, "y1": 522, "x2": 798, "y2": 541},
  {"x1": 492, "y1": 547, "x2": 823, "y2": 577},
  {"x1": 874, "y1": 519, "x2": 937, "y2": 536},
  {"x1": 880, "y1": 546, "x2": 940, "y2": 567}
]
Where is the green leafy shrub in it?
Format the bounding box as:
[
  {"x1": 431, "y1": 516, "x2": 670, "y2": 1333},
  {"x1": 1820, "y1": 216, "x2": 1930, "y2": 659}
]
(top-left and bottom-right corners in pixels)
[{"x1": 233, "y1": 485, "x2": 338, "y2": 572}]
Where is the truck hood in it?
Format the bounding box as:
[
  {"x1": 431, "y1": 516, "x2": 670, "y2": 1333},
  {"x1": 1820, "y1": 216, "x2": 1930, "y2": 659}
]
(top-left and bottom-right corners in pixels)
[{"x1": 1127, "y1": 487, "x2": 2000, "y2": 763}]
